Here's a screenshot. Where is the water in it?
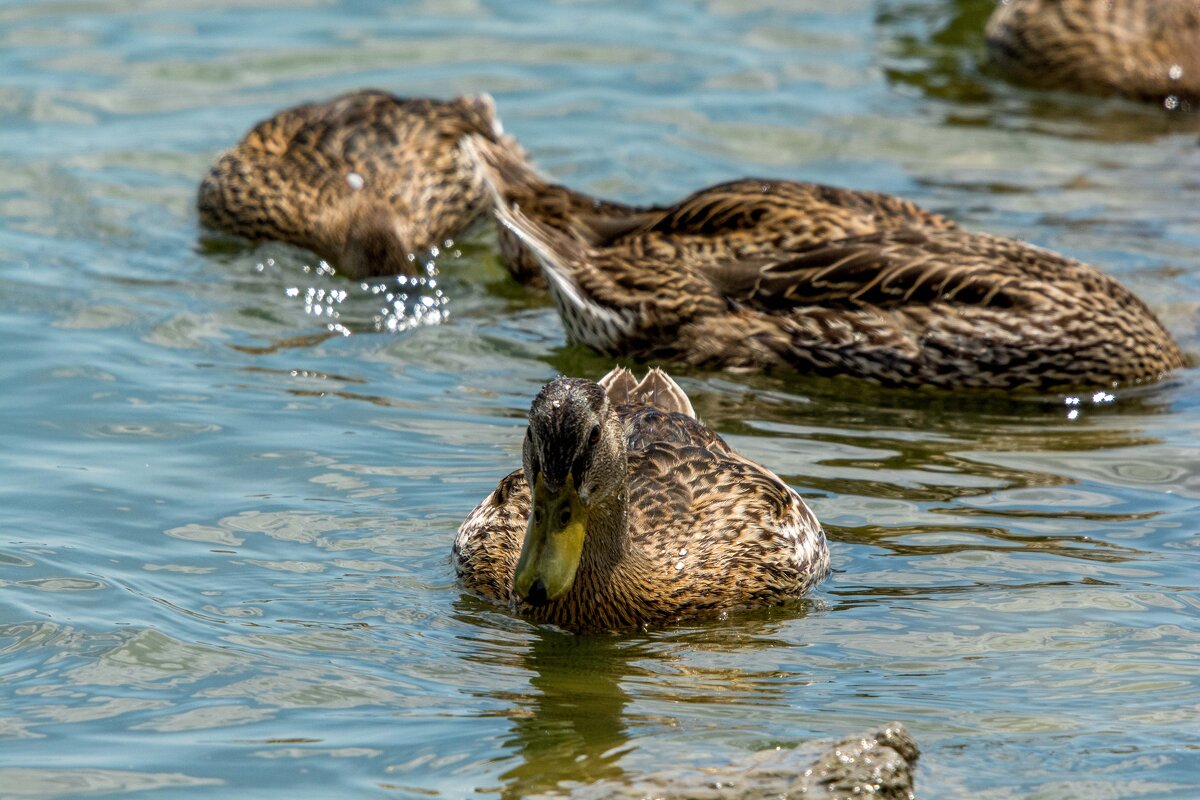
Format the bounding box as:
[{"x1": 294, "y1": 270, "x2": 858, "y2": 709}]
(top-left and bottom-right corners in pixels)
[{"x1": 1, "y1": 0, "x2": 1199, "y2": 797}]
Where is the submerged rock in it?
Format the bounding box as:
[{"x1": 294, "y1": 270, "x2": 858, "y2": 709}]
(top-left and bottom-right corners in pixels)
[{"x1": 558, "y1": 722, "x2": 918, "y2": 800}]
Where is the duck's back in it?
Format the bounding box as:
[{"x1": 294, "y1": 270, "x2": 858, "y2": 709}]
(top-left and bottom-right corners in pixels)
[
  {"x1": 626, "y1": 178, "x2": 956, "y2": 264},
  {"x1": 619, "y1": 404, "x2": 828, "y2": 612},
  {"x1": 464, "y1": 134, "x2": 956, "y2": 287},
  {"x1": 693, "y1": 226, "x2": 1186, "y2": 389}
]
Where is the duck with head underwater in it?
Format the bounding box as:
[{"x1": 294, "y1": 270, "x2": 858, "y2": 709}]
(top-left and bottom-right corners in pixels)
[
  {"x1": 454, "y1": 367, "x2": 828, "y2": 633},
  {"x1": 465, "y1": 134, "x2": 1185, "y2": 391},
  {"x1": 198, "y1": 89, "x2": 526, "y2": 278},
  {"x1": 986, "y1": 0, "x2": 1200, "y2": 106}
]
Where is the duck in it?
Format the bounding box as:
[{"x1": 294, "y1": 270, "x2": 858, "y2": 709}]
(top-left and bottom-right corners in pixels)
[
  {"x1": 985, "y1": 0, "x2": 1200, "y2": 105},
  {"x1": 197, "y1": 89, "x2": 524, "y2": 278},
  {"x1": 483, "y1": 192, "x2": 1184, "y2": 391},
  {"x1": 461, "y1": 135, "x2": 958, "y2": 289},
  {"x1": 453, "y1": 367, "x2": 828, "y2": 633}
]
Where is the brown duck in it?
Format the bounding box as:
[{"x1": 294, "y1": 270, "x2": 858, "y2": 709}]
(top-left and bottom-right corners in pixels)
[
  {"x1": 482, "y1": 188, "x2": 1184, "y2": 391},
  {"x1": 453, "y1": 367, "x2": 828, "y2": 633},
  {"x1": 198, "y1": 89, "x2": 522, "y2": 278},
  {"x1": 462, "y1": 135, "x2": 957, "y2": 288},
  {"x1": 986, "y1": 0, "x2": 1200, "y2": 105}
]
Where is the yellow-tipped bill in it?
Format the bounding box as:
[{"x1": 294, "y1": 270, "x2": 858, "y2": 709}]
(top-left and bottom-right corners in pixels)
[{"x1": 513, "y1": 473, "x2": 587, "y2": 605}]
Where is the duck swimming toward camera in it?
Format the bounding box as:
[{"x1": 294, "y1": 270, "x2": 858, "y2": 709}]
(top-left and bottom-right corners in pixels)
[
  {"x1": 470, "y1": 139, "x2": 1183, "y2": 391},
  {"x1": 198, "y1": 90, "x2": 522, "y2": 278},
  {"x1": 986, "y1": 0, "x2": 1200, "y2": 105},
  {"x1": 453, "y1": 367, "x2": 828, "y2": 633}
]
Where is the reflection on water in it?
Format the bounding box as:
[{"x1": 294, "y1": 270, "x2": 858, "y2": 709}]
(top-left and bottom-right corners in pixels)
[
  {"x1": 492, "y1": 632, "x2": 636, "y2": 797},
  {"x1": 452, "y1": 610, "x2": 824, "y2": 798}
]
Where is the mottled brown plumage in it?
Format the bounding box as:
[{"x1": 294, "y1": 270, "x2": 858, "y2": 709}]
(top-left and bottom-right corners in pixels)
[
  {"x1": 198, "y1": 90, "x2": 522, "y2": 278},
  {"x1": 453, "y1": 367, "x2": 828, "y2": 633},
  {"x1": 986, "y1": 0, "x2": 1200, "y2": 104},
  {"x1": 463, "y1": 135, "x2": 957, "y2": 288},
  {"x1": 494, "y1": 203, "x2": 1185, "y2": 391}
]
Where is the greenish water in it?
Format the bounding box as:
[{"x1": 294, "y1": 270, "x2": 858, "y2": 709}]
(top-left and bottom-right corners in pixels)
[{"x1": 2, "y1": 0, "x2": 1199, "y2": 797}]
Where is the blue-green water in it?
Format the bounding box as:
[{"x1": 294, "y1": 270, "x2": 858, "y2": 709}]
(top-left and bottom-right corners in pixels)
[{"x1": 2, "y1": 1, "x2": 1199, "y2": 797}]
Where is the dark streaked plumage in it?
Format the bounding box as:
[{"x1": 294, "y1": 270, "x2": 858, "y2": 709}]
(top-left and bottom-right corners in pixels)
[
  {"x1": 462, "y1": 135, "x2": 956, "y2": 289},
  {"x1": 453, "y1": 367, "x2": 828, "y2": 633},
  {"x1": 198, "y1": 90, "x2": 520, "y2": 278},
  {"x1": 492, "y1": 202, "x2": 1185, "y2": 391},
  {"x1": 986, "y1": 0, "x2": 1200, "y2": 104}
]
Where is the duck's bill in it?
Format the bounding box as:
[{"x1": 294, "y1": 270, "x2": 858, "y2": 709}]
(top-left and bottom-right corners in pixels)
[{"x1": 513, "y1": 474, "x2": 587, "y2": 606}]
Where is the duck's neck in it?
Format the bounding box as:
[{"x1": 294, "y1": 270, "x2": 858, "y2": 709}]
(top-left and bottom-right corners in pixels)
[
  {"x1": 580, "y1": 486, "x2": 633, "y2": 570},
  {"x1": 568, "y1": 485, "x2": 661, "y2": 628}
]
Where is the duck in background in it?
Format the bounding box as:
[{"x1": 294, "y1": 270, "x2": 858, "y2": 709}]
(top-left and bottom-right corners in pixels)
[
  {"x1": 198, "y1": 90, "x2": 524, "y2": 278},
  {"x1": 986, "y1": 0, "x2": 1200, "y2": 107},
  {"x1": 454, "y1": 367, "x2": 828, "y2": 633},
  {"x1": 468, "y1": 137, "x2": 1184, "y2": 391}
]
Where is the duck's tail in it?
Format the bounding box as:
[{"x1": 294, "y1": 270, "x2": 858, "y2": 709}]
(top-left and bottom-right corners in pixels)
[
  {"x1": 486, "y1": 195, "x2": 584, "y2": 281},
  {"x1": 456, "y1": 93, "x2": 508, "y2": 140},
  {"x1": 460, "y1": 131, "x2": 549, "y2": 211},
  {"x1": 599, "y1": 367, "x2": 696, "y2": 419},
  {"x1": 494, "y1": 199, "x2": 641, "y2": 351},
  {"x1": 331, "y1": 196, "x2": 421, "y2": 279}
]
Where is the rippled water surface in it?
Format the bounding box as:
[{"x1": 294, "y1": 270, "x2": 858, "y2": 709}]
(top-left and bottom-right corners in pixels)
[{"x1": 2, "y1": 1, "x2": 1199, "y2": 797}]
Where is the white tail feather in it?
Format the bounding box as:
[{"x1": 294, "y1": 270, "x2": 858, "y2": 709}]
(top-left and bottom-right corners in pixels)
[{"x1": 460, "y1": 133, "x2": 545, "y2": 210}]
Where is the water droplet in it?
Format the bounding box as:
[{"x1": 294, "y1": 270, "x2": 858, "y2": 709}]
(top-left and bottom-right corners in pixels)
[
  {"x1": 1165, "y1": 95, "x2": 1180, "y2": 110},
  {"x1": 674, "y1": 561, "x2": 684, "y2": 571},
  {"x1": 1169, "y1": 64, "x2": 1184, "y2": 81},
  {"x1": 346, "y1": 172, "x2": 364, "y2": 190},
  {"x1": 1067, "y1": 409, "x2": 1080, "y2": 421}
]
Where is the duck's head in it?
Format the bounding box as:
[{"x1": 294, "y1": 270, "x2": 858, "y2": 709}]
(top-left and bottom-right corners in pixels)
[
  {"x1": 332, "y1": 195, "x2": 420, "y2": 279},
  {"x1": 514, "y1": 377, "x2": 627, "y2": 607},
  {"x1": 319, "y1": 189, "x2": 422, "y2": 280}
]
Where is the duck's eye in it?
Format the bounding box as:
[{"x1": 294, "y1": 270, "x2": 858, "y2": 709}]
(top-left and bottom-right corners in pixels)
[
  {"x1": 588, "y1": 424, "x2": 601, "y2": 445},
  {"x1": 558, "y1": 507, "x2": 572, "y2": 527}
]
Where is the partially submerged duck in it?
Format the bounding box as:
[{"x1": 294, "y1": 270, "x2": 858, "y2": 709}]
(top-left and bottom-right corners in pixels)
[
  {"x1": 198, "y1": 90, "x2": 522, "y2": 278},
  {"x1": 488, "y1": 198, "x2": 1184, "y2": 391},
  {"x1": 986, "y1": 0, "x2": 1200, "y2": 105},
  {"x1": 453, "y1": 367, "x2": 828, "y2": 633},
  {"x1": 462, "y1": 135, "x2": 956, "y2": 289}
]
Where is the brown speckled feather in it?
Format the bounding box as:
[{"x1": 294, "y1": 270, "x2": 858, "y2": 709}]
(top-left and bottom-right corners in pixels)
[
  {"x1": 497, "y1": 205, "x2": 1184, "y2": 391},
  {"x1": 986, "y1": 0, "x2": 1200, "y2": 103},
  {"x1": 198, "y1": 90, "x2": 520, "y2": 278},
  {"x1": 463, "y1": 135, "x2": 955, "y2": 288},
  {"x1": 453, "y1": 368, "x2": 827, "y2": 633}
]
